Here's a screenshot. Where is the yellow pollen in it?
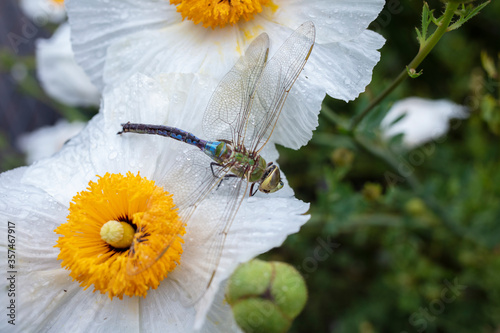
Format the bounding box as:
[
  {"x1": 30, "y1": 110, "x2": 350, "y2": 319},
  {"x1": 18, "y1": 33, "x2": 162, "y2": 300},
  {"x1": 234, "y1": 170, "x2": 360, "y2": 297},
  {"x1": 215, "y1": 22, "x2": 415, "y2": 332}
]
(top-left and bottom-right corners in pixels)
[
  {"x1": 170, "y1": 0, "x2": 272, "y2": 29},
  {"x1": 100, "y1": 220, "x2": 135, "y2": 249},
  {"x1": 55, "y1": 172, "x2": 185, "y2": 299},
  {"x1": 51, "y1": 0, "x2": 64, "y2": 5}
]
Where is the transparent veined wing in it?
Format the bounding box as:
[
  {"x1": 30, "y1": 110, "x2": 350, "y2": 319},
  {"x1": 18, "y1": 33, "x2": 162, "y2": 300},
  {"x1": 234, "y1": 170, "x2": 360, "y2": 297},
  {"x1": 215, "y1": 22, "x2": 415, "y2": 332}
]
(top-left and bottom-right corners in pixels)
[
  {"x1": 126, "y1": 149, "x2": 233, "y2": 278},
  {"x1": 169, "y1": 165, "x2": 251, "y2": 305},
  {"x1": 202, "y1": 33, "x2": 269, "y2": 142},
  {"x1": 241, "y1": 21, "x2": 315, "y2": 153},
  {"x1": 127, "y1": 148, "x2": 251, "y2": 306}
]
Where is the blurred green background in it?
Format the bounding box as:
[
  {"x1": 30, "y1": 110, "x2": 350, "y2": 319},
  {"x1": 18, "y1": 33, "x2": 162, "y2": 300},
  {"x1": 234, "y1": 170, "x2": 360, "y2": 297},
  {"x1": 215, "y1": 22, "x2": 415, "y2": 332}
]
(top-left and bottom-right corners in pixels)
[{"x1": 1, "y1": 0, "x2": 500, "y2": 332}]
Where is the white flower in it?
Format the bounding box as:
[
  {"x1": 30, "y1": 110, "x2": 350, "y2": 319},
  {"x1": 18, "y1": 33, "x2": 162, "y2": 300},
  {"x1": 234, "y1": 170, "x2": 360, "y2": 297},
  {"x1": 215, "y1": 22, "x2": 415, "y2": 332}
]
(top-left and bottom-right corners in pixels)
[
  {"x1": 381, "y1": 97, "x2": 469, "y2": 148},
  {"x1": 66, "y1": 0, "x2": 385, "y2": 148},
  {"x1": 19, "y1": 0, "x2": 66, "y2": 24},
  {"x1": 17, "y1": 119, "x2": 86, "y2": 164},
  {"x1": 36, "y1": 23, "x2": 100, "y2": 107},
  {"x1": 0, "y1": 73, "x2": 309, "y2": 332}
]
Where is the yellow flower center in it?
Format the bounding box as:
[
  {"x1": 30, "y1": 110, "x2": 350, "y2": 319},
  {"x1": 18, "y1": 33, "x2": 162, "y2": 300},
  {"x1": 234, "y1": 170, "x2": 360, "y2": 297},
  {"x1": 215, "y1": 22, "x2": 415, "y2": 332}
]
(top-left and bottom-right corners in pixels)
[
  {"x1": 51, "y1": 0, "x2": 64, "y2": 5},
  {"x1": 55, "y1": 172, "x2": 185, "y2": 299},
  {"x1": 100, "y1": 220, "x2": 135, "y2": 249},
  {"x1": 170, "y1": 0, "x2": 272, "y2": 29}
]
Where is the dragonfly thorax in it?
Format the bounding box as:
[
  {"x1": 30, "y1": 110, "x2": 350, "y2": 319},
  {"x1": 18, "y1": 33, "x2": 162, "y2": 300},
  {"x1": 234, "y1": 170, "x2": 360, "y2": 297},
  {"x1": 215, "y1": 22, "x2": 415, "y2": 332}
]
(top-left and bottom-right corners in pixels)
[{"x1": 223, "y1": 145, "x2": 283, "y2": 195}]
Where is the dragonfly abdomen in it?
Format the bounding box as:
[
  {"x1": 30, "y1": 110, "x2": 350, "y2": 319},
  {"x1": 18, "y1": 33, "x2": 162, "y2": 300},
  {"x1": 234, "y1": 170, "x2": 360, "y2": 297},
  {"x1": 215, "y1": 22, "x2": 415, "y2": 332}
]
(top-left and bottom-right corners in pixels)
[
  {"x1": 120, "y1": 123, "x2": 207, "y2": 150},
  {"x1": 119, "y1": 122, "x2": 231, "y2": 162}
]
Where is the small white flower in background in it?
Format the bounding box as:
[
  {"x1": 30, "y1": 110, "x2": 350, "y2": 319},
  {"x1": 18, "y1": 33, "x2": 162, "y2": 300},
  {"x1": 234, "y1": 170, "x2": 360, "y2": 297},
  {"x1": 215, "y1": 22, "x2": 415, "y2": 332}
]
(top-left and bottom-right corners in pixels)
[
  {"x1": 19, "y1": 0, "x2": 66, "y2": 24},
  {"x1": 66, "y1": 0, "x2": 385, "y2": 149},
  {"x1": 36, "y1": 23, "x2": 100, "y2": 107},
  {"x1": 381, "y1": 97, "x2": 469, "y2": 149},
  {"x1": 0, "y1": 73, "x2": 309, "y2": 332},
  {"x1": 17, "y1": 119, "x2": 85, "y2": 164}
]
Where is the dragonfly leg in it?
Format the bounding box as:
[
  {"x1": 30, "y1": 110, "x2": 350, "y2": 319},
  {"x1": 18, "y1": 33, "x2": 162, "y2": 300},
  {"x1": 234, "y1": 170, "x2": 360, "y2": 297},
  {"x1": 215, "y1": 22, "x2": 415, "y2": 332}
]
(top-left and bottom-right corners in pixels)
[
  {"x1": 211, "y1": 162, "x2": 239, "y2": 190},
  {"x1": 250, "y1": 183, "x2": 259, "y2": 196},
  {"x1": 216, "y1": 174, "x2": 239, "y2": 190},
  {"x1": 210, "y1": 162, "x2": 224, "y2": 177}
]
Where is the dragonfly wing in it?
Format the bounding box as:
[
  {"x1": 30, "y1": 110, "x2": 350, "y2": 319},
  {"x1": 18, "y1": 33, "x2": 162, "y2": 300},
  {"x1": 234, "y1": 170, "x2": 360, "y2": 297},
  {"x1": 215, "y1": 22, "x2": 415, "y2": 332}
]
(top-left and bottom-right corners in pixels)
[
  {"x1": 202, "y1": 33, "x2": 270, "y2": 142},
  {"x1": 126, "y1": 149, "x2": 232, "y2": 276},
  {"x1": 244, "y1": 22, "x2": 316, "y2": 153},
  {"x1": 170, "y1": 168, "x2": 250, "y2": 306}
]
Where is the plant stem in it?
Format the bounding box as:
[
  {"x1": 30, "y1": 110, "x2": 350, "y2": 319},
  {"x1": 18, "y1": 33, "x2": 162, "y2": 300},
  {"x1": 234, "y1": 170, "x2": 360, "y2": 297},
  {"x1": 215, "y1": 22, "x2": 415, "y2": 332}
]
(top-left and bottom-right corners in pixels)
[{"x1": 350, "y1": 2, "x2": 461, "y2": 131}]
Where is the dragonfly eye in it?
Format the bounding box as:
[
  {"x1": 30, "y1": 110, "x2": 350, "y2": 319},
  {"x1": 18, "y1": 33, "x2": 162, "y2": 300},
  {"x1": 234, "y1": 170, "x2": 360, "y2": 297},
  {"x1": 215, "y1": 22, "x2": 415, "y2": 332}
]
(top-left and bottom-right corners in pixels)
[{"x1": 259, "y1": 165, "x2": 284, "y2": 193}]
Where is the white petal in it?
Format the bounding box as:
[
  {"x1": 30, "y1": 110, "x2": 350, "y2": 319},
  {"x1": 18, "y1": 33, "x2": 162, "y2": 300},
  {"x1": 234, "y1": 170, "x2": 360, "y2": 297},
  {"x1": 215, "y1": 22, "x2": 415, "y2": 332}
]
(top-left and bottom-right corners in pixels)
[
  {"x1": 273, "y1": 0, "x2": 385, "y2": 43},
  {"x1": 200, "y1": 281, "x2": 242, "y2": 333},
  {"x1": 102, "y1": 22, "x2": 242, "y2": 90},
  {"x1": 381, "y1": 97, "x2": 469, "y2": 148},
  {"x1": 138, "y1": 280, "x2": 196, "y2": 332},
  {"x1": 21, "y1": 116, "x2": 101, "y2": 205},
  {"x1": 36, "y1": 23, "x2": 100, "y2": 107},
  {"x1": 66, "y1": 0, "x2": 180, "y2": 90},
  {"x1": 17, "y1": 119, "x2": 86, "y2": 164},
  {"x1": 0, "y1": 167, "x2": 63, "y2": 273},
  {"x1": 306, "y1": 29, "x2": 385, "y2": 102},
  {"x1": 17, "y1": 271, "x2": 139, "y2": 333},
  {"x1": 271, "y1": 75, "x2": 325, "y2": 149}
]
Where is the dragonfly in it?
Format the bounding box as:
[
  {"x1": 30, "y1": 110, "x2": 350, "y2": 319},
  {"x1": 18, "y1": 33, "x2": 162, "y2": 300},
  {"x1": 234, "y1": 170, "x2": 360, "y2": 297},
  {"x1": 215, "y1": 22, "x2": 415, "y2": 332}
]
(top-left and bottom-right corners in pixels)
[{"x1": 119, "y1": 21, "x2": 315, "y2": 303}]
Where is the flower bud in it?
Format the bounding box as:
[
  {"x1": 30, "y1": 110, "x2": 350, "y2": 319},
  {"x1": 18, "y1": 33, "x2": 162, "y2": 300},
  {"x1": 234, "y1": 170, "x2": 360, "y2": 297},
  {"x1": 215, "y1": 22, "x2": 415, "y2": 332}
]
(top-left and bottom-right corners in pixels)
[
  {"x1": 331, "y1": 147, "x2": 355, "y2": 167},
  {"x1": 404, "y1": 198, "x2": 427, "y2": 216},
  {"x1": 361, "y1": 183, "x2": 382, "y2": 201},
  {"x1": 226, "y1": 259, "x2": 307, "y2": 333}
]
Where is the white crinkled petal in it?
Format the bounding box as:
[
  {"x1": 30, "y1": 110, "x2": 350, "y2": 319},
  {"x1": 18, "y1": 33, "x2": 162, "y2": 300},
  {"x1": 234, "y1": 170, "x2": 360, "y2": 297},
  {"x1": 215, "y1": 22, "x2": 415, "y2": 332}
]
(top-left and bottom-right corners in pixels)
[
  {"x1": 66, "y1": 0, "x2": 180, "y2": 90},
  {"x1": 18, "y1": 271, "x2": 140, "y2": 333},
  {"x1": 200, "y1": 280, "x2": 242, "y2": 333},
  {"x1": 0, "y1": 167, "x2": 63, "y2": 273},
  {"x1": 36, "y1": 23, "x2": 100, "y2": 107},
  {"x1": 17, "y1": 119, "x2": 86, "y2": 165},
  {"x1": 273, "y1": 0, "x2": 385, "y2": 44},
  {"x1": 305, "y1": 29, "x2": 386, "y2": 102}
]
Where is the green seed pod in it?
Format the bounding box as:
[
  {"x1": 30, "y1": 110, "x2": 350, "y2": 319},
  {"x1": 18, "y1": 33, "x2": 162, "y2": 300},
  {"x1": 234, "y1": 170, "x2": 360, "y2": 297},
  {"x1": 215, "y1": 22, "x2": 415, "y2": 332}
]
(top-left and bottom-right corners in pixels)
[{"x1": 226, "y1": 259, "x2": 308, "y2": 333}]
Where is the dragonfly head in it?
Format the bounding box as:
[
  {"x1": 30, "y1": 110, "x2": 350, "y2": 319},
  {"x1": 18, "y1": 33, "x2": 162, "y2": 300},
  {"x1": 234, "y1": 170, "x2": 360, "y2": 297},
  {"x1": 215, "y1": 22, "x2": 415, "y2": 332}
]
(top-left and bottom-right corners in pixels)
[{"x1": 259, "y1": 164, "x2": 284, "y2": 194}]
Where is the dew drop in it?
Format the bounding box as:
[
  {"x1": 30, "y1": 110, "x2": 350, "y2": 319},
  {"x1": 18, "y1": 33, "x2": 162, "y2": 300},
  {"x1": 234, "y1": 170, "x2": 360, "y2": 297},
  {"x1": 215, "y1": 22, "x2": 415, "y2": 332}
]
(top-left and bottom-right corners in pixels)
[{"x1": 108, "y1": 151, "x2": 118, "y2": 160}]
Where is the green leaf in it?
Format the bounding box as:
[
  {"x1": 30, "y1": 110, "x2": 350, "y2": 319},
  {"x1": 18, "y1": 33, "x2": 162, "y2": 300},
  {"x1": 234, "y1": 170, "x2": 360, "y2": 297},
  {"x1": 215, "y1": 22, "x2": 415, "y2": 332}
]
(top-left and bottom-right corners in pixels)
[{"x1": 448, "y1": 1, "x2": 490, "y2": 31}]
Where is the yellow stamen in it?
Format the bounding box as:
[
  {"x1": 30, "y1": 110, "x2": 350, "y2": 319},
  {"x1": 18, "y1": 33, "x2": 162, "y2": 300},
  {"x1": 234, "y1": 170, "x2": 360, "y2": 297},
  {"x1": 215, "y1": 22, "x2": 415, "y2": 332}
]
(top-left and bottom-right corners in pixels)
[
  {"x1": 55, "y1": 172, "x2": 185, "y2": 299},
  {"x1": 51, "y1": 0, "x2": 64, "y2": 5},
  {"x1": 170, "y1": 0, "x2": 272, "y2": 29}
]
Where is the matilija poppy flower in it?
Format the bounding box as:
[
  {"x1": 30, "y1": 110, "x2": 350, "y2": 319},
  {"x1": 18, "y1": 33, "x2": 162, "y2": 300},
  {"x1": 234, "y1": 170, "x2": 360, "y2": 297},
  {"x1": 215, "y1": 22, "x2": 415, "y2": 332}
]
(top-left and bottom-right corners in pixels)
[
  {"x1": 0, "y1": 73, "x2": 309, "y2": 332},
  {"x1": 66, "y1": 0, "x2": 385, "y2": 148},
  {"x1": 381, "y1": 97, "x2": 469, "y2": 149},
  {"x1": 19, "y1": 0, "x2": 66, "y2": 24}
]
